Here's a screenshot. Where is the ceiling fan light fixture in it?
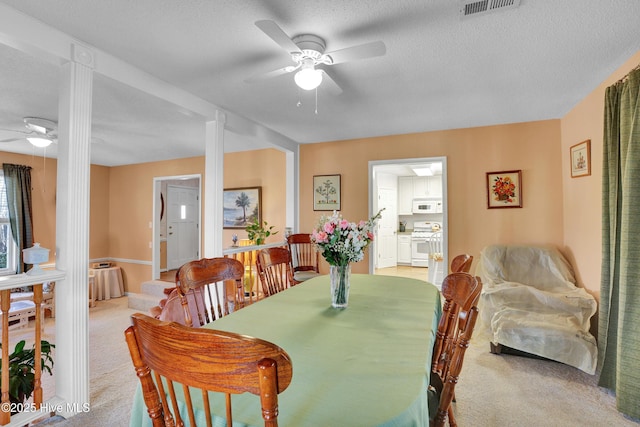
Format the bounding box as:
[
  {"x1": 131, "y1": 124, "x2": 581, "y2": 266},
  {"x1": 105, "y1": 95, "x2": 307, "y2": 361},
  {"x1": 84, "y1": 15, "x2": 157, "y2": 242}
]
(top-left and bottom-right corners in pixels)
[
  {"x1": 27, "y1": 136, "x2": 53, "y2": 148},
  {"x1": 294, "y1": 64, "x2": 323, "y2": 91}
]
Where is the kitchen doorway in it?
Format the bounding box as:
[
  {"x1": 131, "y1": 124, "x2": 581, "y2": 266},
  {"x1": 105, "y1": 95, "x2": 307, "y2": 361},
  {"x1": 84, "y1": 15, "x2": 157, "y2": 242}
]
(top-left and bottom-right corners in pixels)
[{"x1": 369, "y1": 157, "x2": 448, "y2": 285}]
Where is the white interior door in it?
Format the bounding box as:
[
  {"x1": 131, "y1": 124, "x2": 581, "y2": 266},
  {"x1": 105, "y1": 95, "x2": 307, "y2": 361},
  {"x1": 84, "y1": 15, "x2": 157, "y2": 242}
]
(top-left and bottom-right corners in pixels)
[
  {"x1": 377, "y1": 186, "x2": 398, "y2": 269},
  {"x1": 167, "y1": 185, "x2": 199, "y2": 270}
]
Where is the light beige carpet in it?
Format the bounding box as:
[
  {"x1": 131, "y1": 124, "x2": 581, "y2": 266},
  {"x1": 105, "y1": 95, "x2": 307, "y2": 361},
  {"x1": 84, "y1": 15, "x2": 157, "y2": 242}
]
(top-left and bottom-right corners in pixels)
[
  {"x1": 30, "y1": 296, "x2": 640, "y2": 427},
  {"x1": 33, "y1": 297, "x2": 140, "y2": 427}
]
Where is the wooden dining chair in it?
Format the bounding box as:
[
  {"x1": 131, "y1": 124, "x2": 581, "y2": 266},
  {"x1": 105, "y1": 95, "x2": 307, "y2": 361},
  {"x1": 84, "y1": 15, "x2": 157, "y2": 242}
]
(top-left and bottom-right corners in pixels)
[
  {"x1": 286, "y1": 233, "x2": 320, "y2": 284},
  {"x1": 125, "y1": 313, "x2": 293, "y2": 427},
  {"x1": 256, "y1": 247, "x2": 294, "y2": 297},
  {"x1": 176, "y1": 257, "x2": 246, "y2": 327},
  {"x1": 430, "y1": 272, "x2": 483, "y2": 427},
  {"x1": 450, "y1": 254, "x2": 473, "y2": 273}
]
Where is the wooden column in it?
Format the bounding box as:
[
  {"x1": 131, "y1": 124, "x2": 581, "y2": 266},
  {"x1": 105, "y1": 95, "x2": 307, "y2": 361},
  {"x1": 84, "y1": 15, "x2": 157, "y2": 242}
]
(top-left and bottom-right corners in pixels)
[
  {"x1": 32, "y1": 284, "x2": 43, "y2": 408},
  {"x1": 0, "y1": 289, "x2": 10, "y2": 425}
]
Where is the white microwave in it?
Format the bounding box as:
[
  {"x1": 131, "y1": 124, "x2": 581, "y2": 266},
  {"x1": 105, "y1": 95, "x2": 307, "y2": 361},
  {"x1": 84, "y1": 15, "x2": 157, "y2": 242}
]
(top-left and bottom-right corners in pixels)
[{"x1": 412, "y1": 199, "x2": 442, "y2": 214}]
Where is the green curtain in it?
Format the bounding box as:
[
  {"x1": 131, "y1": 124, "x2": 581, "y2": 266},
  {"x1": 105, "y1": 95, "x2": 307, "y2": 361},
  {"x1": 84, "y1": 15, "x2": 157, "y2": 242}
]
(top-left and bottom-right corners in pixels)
[
  {"x1": 599, "y1": 66, "x2": 640, "y2": 420},
  {"x1": 1, "y1": 163, "x2": 33, "y2": 274}
]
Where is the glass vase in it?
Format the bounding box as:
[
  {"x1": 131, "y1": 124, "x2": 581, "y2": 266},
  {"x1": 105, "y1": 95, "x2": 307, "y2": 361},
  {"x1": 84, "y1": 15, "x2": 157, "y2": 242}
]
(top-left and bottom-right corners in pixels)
[{"x1": 330, "y1": 264, "x2": 351, "y2": 308}]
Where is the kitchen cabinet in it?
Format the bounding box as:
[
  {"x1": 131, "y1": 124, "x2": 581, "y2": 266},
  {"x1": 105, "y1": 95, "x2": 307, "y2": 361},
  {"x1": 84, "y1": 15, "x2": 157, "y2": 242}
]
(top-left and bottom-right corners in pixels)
[
  {"x1": 428, "y1": 175, "x2": 442, "y2": 198},
  {"x1": 398, "y1": 176, "x2": 443, "y2": 213},
  {"x1": 412, "y1": 177, "x2": 429, "y2": 198},
  {"x1": 398, "y1": 177, "x2": 414, "y2": 215},
  {"x1": 397, "y1": 235, "x2": 412, "y2": 264}
]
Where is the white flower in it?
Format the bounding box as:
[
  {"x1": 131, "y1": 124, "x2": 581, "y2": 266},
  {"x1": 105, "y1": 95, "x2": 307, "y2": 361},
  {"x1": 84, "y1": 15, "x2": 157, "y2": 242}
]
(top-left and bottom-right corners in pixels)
[{"x1": 311, "y1": 209, "x2": 384, "y2": 266}]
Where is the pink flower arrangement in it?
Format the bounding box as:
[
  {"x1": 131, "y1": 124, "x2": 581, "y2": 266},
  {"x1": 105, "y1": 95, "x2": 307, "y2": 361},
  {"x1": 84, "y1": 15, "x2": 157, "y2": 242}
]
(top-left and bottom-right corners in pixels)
[{"x1": 311, "y1": 210, "x2": 383, "y2": 266}]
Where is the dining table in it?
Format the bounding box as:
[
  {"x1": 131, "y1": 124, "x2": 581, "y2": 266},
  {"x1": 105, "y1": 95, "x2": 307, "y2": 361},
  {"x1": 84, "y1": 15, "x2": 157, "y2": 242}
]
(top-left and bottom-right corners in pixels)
[{"x1": 129, "y1": 273, "x2": 442, "y2": 427}]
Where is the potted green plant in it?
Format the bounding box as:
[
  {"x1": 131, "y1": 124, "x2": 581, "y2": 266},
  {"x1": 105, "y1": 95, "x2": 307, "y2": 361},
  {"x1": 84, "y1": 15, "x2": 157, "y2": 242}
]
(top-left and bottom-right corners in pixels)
[
  {"x1": 0, "y1": 340, "x2": 54, "y2": 407},
  {"x1": 245, "y1": 219, "x2": 278, "y2": 245}
]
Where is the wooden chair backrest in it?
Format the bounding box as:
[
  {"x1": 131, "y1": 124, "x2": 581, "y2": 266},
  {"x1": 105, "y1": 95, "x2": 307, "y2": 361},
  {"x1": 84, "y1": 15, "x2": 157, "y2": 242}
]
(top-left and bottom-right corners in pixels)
[
  {"x1": 431, "y1": 273, "x2": 483, "y2": 427},
  {"x1": 287, "y1": 233, "x2": 319, "y2": 273},
  {"x1": 125, "y1": 313, "x2": 293, "y2": 427},
  {"x1": 256, "y1": 247, "x2": 294, "y2": 297},
  {"x1": 450, "y1": 254, "x2": 473, "y2": 273},
  {"x1": 176, "y1": 257, "x2": 245, "y2": 327}
]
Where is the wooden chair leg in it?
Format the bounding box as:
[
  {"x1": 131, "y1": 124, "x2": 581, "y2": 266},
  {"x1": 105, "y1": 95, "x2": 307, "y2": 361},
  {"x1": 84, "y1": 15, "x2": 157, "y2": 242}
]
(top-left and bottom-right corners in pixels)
[{"x1": 448, "y1": 405, "x2": 457, "y2": 427}]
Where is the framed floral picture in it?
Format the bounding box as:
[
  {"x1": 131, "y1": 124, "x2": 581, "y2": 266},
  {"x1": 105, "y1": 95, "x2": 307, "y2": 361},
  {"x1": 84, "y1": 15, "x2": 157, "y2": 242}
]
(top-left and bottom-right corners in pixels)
[
  {"x1": 486, "y1": 170, "x2": 522, "y2": 209},
  {"x1": 223, "y1": 186, "x2": 262, "y2": 228},
  {"x1": 570, "y1": 139, "x2": 591, "y2": 178},
  {"x1": 313, "y1": 174, "x2": 341, "y2": 211}
]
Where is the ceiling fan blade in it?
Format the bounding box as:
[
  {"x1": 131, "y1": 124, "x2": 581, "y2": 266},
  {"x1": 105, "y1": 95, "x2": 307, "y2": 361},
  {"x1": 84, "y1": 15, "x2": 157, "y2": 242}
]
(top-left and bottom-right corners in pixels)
[
  {"x1": 255, "y1": 20, "x2": 302, "y2": 55},
  {"x1": 324, "y1": 41, "x2": 386, "y2": 65},
  {"x1": 0, "y1": 137, "x2": 23, "y2": 143},
  {"x1": 319, "y1": 69, "x2": 343, "y2": 96},
  {"x1": 245, "y1": 64, "x2": 299, "y2": 83}
]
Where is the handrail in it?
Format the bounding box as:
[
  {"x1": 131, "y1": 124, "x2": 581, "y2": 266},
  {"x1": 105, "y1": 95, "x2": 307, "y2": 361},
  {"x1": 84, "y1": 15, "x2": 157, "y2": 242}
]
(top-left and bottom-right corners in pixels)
[
  {"x1": 0, "y1": 269, "x2": 65, "y2": 425},
  {"x1": 0, "y1": 270, "x2": 65, "y2": 292},
  {"x1": 223, "y1": 241, "x2": 287, "y2": 304},
  {"x1": 222, "y1": 240, "x2": 286, "y2": 256}
]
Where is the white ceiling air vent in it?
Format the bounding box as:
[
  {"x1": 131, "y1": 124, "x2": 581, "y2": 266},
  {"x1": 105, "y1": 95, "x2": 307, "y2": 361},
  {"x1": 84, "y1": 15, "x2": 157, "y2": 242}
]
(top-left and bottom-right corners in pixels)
[{"x1": 460, "y1": 0, "x2": 521, "y2": 18}]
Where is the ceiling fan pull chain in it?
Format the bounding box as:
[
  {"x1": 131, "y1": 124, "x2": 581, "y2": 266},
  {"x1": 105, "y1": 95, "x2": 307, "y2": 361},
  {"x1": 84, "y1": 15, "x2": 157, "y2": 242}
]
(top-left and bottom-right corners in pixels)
[
  {"x1": 297, "y1": 87, "x2": 302, "y2": 107},
  {"x1": 315, "y1": 87, "x2": 318, "y2": 115},
  {"x1": 42, "y1": 147, "x2": 47, "y2": 193}
]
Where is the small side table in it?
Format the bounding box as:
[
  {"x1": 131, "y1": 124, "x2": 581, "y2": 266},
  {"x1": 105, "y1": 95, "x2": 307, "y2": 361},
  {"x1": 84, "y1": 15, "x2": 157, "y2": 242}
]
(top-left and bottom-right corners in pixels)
[
  {"x1": 88, "y1": 274, "x2": 97, "y2": 307},
  {"x1": 89, "y1": 266, "x2": 125, "y2": 301}
]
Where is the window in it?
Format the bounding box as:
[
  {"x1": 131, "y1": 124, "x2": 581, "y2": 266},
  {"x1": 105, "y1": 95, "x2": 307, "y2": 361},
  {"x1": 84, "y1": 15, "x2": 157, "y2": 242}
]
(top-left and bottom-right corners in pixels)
[{"x1": 0, "y1": 171, "x2": 17, "y2": 275}]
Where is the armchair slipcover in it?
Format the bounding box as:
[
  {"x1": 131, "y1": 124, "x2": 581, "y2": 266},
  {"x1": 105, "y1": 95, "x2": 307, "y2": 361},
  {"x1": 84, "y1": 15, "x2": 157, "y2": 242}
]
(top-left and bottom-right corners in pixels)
[{"x1": 476, "y1": 244, "x2": 598, "y2": 374}]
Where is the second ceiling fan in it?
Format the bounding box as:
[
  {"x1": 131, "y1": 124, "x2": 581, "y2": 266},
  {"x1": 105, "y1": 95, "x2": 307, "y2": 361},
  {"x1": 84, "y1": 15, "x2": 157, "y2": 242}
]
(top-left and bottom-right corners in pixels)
[{"x1": 246, "y1": 20, "x2": 386, "y2": 95}]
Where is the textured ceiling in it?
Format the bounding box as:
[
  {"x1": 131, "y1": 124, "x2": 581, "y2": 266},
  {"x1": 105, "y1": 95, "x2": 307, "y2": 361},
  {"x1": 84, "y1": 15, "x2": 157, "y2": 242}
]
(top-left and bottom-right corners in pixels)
[{"x1": 0, "y1": 0, "x2": 639, "y2": 166}]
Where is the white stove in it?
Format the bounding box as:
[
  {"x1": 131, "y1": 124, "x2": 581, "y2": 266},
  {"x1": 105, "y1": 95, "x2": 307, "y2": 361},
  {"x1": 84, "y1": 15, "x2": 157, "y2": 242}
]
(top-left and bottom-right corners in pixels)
[
  {"x1": 410, "y1": 222, "x2": 441, "y2": 267},
  {"x1": 411, "y1": 221, "x2": 441, "y2": 237}
]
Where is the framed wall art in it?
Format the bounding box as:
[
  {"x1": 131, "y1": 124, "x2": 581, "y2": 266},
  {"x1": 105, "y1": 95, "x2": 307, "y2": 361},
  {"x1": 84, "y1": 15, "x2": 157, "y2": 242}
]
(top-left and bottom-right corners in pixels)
[
  {"x1": 223, "y1": 186, "x2": 262, "y2": 228},
  {"x1": 313, "y1": 174, "x2": 341, "y2": 211},
  {"x1": 486, "y1": 170, "x2": 522, "y2": 209},
  {"x1": 570, "y1": 139, "x2": 591, "y2": 178}
]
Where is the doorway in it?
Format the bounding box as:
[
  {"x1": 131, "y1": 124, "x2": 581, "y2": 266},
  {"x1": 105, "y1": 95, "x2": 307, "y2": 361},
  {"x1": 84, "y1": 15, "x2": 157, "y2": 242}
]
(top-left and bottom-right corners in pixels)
[
  {"x1": 152, "y1": 174, "x2": 202, "y2": 280},
  {"x1": 368, "y1": 157, "x2": 448, "y2": 283},
  {"x1": 166, "y1": 184, "x2": 199, "y2": 270}
]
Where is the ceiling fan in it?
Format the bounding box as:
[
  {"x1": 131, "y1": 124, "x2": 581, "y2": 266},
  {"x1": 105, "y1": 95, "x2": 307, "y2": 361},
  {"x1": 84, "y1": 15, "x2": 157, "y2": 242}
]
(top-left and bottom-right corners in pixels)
[
  {"x1": 0, "y1": 117, "x2": 58, "y2": 147},
  {"x1": 246, "y1": 20, "x2": 386, "y2": 95}
]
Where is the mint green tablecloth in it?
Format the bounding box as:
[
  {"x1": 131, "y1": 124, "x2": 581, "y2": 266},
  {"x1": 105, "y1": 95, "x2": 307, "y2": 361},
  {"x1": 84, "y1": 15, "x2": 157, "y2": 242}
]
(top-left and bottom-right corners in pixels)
[{"x1": 130, "y1": 274, "x2": 441, "y2": 427}]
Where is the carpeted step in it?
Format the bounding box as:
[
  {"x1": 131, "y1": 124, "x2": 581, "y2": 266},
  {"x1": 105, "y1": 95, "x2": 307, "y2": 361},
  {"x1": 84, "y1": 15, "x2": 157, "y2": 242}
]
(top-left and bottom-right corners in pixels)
[
  {"x1": 140, "y1": 280, "x2": 173, "y2": 298},
  {"x1": 127, "y1": 292, "x2": 162, "y2": 312}
]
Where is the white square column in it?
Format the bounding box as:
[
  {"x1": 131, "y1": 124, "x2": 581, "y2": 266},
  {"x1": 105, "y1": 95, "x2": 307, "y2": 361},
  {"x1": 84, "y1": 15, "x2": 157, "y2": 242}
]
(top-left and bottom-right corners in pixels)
[
  {"x1": 204, "y1": 111, "x2": 225, "y2": 258},
  {"x1": 55, "y1": 43, "x2": 93, "y2": 416}
]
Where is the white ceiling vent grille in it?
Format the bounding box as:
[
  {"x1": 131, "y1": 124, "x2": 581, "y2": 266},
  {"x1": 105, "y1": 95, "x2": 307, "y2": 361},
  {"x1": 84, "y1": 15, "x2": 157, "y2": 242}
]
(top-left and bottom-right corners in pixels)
[{"x1": 460, "y1": 0, "x2": 521, "y2": 18}]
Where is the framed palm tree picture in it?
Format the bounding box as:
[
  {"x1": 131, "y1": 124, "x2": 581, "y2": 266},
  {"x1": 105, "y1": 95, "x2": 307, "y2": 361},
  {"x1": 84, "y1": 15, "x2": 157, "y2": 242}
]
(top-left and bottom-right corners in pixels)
[{"x1": 223, "y1": 187, "x2": 262, "y2": 228}]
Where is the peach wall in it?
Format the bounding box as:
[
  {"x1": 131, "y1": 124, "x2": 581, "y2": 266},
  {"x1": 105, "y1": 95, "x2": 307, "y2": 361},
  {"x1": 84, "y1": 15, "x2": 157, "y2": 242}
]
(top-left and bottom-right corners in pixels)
[
  {"x1": 2, "y1": 148, "x2": 286, "y2": 294},
  {"x1": 108, "y1": 148, "x2": 286, "y2": 293},
  {"x1": 0, "y1": 152, "x2": 57, "y2": 263},
  {"x1": 89, "y1": 164, "x2": 110, "y2": 258},
  {"x1": 300, "y1": 120, "x2": 564, "y2": 274},
  {"x1": 561, "y1": 50, "x2": 640, "y2": 299},
  {"x1": 6, "y1": 50, "x2": 639, "y2": 300},
  {"x1": 108, "y1": 156, "x2": 205, "y2": 292},
  {"x1": 222, "y1": 149, "x2": 287, "y2": 247},
  {"x1": 1, "y1": 152, "x2": 110, "y2": 264}
]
